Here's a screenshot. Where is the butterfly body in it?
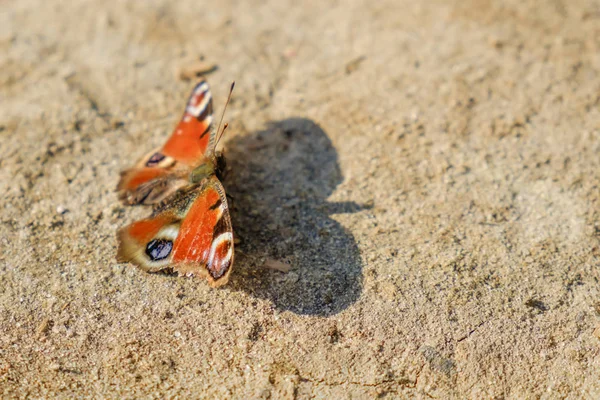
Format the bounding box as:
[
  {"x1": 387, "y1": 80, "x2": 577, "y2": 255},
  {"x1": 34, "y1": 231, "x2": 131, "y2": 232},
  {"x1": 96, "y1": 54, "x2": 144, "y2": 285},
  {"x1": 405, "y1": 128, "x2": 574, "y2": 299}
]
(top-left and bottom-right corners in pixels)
[{"x1": 116, "y1": 80, "x2": 234, "y2": 287}]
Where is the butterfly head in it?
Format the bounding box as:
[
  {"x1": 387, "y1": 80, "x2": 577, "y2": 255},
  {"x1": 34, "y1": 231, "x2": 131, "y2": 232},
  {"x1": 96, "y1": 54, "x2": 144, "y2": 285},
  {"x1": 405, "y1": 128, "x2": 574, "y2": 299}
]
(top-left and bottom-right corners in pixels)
[
  {"x1": 189, "y1": 151, "x2": 227, "y2": 184},
  {"x1": 214, "y1": 151, "x2": 227, "y2": 180}
]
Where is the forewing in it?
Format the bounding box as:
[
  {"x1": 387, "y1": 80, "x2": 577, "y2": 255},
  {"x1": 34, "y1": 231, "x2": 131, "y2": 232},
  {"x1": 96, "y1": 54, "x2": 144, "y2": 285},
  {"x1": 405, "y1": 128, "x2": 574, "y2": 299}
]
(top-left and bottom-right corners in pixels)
[
  {"x1": 117, "y1": 176, "x2": 234, "y2": 286},
  {"x1": 161, "y1": 79, "x2": 216, "y2": 164},
  {"x1": 171, "y1": 176, "x2": 234, "y2": 285},
  {"x1": 117, "y1": 79, "x2": 217, "y2": 205}
]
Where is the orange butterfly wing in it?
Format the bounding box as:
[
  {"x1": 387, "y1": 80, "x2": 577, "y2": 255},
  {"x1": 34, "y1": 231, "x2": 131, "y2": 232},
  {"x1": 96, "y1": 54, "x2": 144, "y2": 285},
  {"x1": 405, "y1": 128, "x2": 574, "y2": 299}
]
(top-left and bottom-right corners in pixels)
[
  {"x1": 161, "y1": 80, "x2": 215, "y2": 164},
  {"x1": 117, "y1": 176, "x2": 234, "y2": 286},
  {"x1": 117, "y1": 80, "x2": 216, "y2": 205}
]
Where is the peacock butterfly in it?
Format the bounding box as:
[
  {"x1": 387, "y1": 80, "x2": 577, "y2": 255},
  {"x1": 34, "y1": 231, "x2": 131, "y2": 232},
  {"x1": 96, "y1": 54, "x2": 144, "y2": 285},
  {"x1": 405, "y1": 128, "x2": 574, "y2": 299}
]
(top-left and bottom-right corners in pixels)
[{"x1": 116, "y1": 79, "x2": 235, "y2": 287}]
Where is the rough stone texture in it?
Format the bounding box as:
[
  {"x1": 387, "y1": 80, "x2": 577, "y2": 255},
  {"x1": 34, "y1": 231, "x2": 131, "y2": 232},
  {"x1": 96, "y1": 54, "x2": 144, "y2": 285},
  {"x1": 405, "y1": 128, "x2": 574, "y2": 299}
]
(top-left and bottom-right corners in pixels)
[{"x1": 1, "y1": 0, "x2": 600, "y2": 398}]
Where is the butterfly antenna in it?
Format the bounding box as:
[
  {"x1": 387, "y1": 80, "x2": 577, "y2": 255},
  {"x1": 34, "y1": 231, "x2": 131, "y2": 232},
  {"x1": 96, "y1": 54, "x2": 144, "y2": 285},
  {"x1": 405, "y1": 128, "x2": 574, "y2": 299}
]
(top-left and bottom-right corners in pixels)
[{"x1": 215, "y1": 81, "x2": 235, "y2": 147}]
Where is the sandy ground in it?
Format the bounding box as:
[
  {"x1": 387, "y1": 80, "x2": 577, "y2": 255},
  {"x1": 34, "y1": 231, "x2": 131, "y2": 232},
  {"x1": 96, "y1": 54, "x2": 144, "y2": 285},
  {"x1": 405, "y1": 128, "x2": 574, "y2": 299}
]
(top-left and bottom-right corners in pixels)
[{"x1": 1, "y1": 0, "x2": 600, "y2": 398}]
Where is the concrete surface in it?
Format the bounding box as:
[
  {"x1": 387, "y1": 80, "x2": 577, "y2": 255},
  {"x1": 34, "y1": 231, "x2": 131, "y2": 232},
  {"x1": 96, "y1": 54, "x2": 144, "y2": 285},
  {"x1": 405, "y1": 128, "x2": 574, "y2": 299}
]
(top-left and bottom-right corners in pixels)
[{"x1": 1, "y1": 0, "x2": 600, "y2": 398}]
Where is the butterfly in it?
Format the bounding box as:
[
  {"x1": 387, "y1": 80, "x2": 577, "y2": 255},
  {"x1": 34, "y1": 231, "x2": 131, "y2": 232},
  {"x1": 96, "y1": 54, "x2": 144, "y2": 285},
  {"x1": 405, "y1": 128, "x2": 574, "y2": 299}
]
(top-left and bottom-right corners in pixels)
[{"x1": 116, "y1": 79, "x2": 235, "y2": 287}]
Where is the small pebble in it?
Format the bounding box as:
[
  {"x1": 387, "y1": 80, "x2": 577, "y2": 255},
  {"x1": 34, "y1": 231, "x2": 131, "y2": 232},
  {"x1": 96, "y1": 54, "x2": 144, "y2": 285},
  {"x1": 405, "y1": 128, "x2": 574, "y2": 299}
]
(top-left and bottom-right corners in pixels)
[
  {"x1": 36, "y1": 317, "x2": 51, "y2": 336},
  {"x1": 177, "y1": 61, "x2": 218, "y2": 81},
  {"x1": 263, "y1": 259, "x2": 291, "y2": 272}
]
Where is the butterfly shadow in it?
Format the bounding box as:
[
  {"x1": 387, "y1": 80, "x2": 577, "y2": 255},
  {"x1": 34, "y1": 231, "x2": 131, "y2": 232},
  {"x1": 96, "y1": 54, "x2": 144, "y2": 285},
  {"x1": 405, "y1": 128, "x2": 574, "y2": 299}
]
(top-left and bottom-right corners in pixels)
[{"x1": 224, "y1": 118, "x2": 365, "y2": 316}]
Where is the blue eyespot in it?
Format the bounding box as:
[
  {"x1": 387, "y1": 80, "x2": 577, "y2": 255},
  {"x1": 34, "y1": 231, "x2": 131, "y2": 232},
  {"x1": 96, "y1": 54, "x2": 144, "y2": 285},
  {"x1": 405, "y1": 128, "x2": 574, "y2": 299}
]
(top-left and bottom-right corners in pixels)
[{"x1": 145, "y1": 239, "x2": 172, "y2": 261}]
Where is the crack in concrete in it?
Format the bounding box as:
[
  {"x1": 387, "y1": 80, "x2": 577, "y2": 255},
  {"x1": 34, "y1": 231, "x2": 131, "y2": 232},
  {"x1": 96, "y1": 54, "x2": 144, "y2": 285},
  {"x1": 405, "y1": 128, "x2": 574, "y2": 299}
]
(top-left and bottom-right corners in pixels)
[{"x1": 457, "y1": 320, "x2": 487, "y2": 342}]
